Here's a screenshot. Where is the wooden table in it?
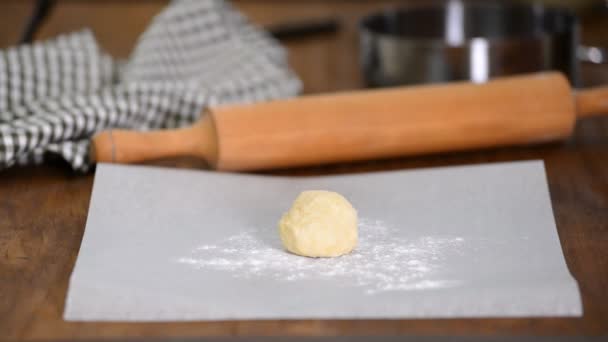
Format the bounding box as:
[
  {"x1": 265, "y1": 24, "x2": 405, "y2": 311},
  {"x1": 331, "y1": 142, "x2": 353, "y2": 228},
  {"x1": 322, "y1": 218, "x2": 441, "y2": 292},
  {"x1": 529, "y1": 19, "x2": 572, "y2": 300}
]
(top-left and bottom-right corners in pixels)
[{"x1": 1, "y1": 1, "x2": 608, "y2": 340}]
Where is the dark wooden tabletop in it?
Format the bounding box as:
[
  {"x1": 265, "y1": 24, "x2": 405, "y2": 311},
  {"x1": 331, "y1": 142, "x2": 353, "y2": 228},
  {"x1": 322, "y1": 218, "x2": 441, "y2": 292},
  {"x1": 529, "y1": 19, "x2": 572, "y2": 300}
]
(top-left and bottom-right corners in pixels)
[{"x1": 1, "y1": 1, "x2": 608, "y2": 340}]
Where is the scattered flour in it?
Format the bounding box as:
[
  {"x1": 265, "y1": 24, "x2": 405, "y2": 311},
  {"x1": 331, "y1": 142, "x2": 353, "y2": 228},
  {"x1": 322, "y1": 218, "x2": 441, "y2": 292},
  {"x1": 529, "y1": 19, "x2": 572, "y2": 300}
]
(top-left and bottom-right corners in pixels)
[{"x1": 176, "y1": 219, "x2": 465, "y2": 294}]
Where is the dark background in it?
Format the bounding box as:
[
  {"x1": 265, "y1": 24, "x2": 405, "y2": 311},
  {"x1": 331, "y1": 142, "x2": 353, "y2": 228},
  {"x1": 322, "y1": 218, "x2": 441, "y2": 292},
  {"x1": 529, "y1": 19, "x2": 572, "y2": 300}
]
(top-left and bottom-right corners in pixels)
[{"x1": 1, "y1": 0, "x2": 607, "y2": 93}]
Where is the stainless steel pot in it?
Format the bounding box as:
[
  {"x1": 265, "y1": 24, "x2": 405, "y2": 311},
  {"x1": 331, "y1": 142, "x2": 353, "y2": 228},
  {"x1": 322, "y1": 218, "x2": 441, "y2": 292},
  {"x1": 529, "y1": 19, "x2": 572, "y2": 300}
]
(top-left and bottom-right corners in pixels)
[{"x1": 360, "y1": 0, "x2": 606, "y2": 88}]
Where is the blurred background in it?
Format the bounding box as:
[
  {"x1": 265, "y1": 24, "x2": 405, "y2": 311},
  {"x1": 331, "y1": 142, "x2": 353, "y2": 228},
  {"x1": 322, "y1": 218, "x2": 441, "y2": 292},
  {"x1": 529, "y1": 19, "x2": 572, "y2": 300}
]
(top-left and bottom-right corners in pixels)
[{"x1": 0, "y1": 0, "x2": 606, "y2": 93}]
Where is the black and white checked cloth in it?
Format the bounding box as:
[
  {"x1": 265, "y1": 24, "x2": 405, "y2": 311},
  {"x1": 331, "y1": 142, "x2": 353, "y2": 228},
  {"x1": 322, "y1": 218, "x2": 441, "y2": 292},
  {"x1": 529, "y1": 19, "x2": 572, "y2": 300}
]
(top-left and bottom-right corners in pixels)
[{"x1": 0, "y1": 0, "x2": 301, "y2": 171}]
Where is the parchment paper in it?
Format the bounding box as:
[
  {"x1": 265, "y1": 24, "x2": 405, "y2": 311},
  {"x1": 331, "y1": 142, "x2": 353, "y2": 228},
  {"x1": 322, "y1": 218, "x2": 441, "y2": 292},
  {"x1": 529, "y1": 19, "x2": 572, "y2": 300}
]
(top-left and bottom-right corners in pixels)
[{"x1": 64, "y1": 161, "x2": 581, "y2": 321}]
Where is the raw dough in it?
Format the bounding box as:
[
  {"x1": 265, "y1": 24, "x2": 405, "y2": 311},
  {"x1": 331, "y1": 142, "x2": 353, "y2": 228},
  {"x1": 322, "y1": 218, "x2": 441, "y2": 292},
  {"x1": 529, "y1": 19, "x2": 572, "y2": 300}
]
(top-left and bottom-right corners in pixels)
[{"x1": 278, "y1": 190, "x2": 358, "y2": 258}]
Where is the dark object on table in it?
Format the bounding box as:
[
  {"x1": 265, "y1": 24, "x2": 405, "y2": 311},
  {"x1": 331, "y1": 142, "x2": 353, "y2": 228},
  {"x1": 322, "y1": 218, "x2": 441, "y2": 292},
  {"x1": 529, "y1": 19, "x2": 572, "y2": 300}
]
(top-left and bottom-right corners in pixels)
[
  {"x1": 360, "y1": 0, "x2": 589, "y2": 87},
  {"x1": 19, "y1": 0, "x2": 56, "y2": 44},
  {"x1": 268, "y1": 18, "x2": 340, "y2": 41}
]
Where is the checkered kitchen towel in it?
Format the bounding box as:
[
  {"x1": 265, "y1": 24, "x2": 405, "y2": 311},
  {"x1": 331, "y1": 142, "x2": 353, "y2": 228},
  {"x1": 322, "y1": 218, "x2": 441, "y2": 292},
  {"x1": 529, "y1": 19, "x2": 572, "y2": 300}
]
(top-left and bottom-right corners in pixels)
[{"x1": 0, "y1": 0, "x2": 301, "y2": 171}]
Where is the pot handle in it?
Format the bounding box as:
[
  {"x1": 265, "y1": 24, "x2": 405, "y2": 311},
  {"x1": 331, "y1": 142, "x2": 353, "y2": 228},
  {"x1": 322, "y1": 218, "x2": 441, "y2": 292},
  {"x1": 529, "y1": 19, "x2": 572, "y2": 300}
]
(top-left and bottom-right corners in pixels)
[{"x1": 578, "y1": 45, "x2": 608, "y2": 64}]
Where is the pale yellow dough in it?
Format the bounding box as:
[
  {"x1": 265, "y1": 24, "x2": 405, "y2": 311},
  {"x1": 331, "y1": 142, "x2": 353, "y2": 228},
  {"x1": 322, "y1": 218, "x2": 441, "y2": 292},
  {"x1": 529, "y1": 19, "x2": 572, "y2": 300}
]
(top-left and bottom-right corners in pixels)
[{"x1": 278, "y1": 190, "x2": 358, "y2": 258}]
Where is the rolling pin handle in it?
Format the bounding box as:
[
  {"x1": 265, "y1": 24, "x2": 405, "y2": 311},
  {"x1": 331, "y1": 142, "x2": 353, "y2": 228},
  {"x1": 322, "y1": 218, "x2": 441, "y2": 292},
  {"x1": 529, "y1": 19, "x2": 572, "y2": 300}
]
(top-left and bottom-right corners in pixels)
[
  {"x1": 575, "y1": 86, "x2": 608, "y2": 118},
  {"x1": 90, "y1": 115, "x2": 218, "y2": 165}
]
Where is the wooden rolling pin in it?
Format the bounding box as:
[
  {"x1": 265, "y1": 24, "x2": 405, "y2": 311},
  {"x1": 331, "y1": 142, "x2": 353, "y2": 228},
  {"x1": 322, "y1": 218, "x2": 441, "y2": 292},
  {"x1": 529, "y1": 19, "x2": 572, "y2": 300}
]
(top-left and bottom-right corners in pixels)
[{"x1": 92, "y1": 72, "x2": 608, "y2": 171}]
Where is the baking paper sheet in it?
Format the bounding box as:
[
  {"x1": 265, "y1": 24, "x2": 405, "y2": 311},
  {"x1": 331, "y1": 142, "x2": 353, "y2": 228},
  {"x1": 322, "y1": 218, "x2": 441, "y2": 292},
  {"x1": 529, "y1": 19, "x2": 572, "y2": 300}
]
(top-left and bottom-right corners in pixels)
[{"x1": 64, "y1": 161, "x2": 582, "y2": 321}]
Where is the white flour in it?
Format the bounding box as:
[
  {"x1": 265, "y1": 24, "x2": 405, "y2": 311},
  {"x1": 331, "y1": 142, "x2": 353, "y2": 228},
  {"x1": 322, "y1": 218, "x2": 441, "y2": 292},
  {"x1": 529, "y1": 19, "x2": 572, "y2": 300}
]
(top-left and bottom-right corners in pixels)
[{"x1": 176, "y1": 219, "x2": 465, "y2": 294}]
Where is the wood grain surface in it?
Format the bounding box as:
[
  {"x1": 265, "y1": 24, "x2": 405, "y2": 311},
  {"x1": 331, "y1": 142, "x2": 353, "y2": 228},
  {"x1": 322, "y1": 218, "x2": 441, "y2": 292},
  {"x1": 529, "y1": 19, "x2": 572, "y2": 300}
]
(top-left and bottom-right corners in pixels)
[{"x1": 1, "y1": 0, "x2": 607, "y2": 340}]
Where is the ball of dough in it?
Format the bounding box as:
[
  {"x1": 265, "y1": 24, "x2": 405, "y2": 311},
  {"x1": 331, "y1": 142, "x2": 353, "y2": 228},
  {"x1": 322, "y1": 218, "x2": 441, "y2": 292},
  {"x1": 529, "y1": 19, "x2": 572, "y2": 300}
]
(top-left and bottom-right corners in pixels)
[{"x1": 279, "y1": 190, "x2": 358, "y2": 258}]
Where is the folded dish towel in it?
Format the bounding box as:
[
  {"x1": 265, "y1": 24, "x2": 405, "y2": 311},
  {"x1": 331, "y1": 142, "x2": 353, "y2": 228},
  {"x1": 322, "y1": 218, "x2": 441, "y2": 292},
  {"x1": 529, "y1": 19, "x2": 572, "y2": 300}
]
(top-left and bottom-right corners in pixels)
[{"x1": 0, "y1": 0, "x2": 301, "y2": 171}]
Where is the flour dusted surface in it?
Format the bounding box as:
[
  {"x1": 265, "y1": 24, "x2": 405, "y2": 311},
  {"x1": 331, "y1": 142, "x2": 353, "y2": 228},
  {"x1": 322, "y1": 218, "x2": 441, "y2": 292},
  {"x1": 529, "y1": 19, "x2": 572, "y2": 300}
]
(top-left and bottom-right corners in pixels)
[{"x1": 176, "y1": 218, "x2": 464, "y2": 294}]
